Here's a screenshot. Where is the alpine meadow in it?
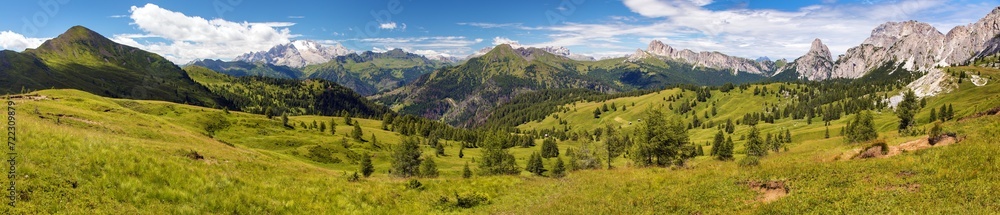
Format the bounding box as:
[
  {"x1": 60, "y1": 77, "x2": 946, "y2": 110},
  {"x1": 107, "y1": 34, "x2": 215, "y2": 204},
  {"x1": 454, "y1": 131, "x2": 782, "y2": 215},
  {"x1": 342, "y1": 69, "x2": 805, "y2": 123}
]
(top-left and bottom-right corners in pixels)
[{"x1": 2, "y1": 0, "x2": 1000, "y2": 214}]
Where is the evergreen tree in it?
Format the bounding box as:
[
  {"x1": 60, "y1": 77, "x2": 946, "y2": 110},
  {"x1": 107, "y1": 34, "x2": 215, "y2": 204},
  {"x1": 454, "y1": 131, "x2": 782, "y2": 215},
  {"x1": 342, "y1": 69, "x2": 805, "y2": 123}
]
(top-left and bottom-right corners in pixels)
[
  {"x1": 718, "y1": 136, "x2": 734, "y2": 160},
  {"x1": 391, "y1": 137, "x2": 422, "y2": 177},
  {"x1": 825, "y1": 126, "x2": 830, "y2": 139},
  {"x1": 630, "y1": 109, "x2": 690, "y2": 167},
  {"x1": 725, "y1": 119, "x2": 735, "y2": 134},
  {"x1": 594, "y1": 108, "x2": 601, "y2": 118},
  {"x1": 947, "y1": 104, "x2": 954, "y2": 120},
  {"x1": 359, "y1": 153, "x2": 374, "y2": 177},
  {"x1": 344, "y1": 115, "x2": 353, "y2": 126},
  {"x1": 458, "y1": 145, "x2": 465, "y2": 158},
  {"x1": 526, "y1": 152, "x2": 547, "y2": 176},
  {"x1": 551, "y1": 158, "x2": 566, "y2": 178},
  {"x1": 846, "y1": 110, "x2": 878, "y2": 143},
  {"x1": 896, "y1": 90, "x2": 919, "y2": 133},
  {"x1": 330, "y1": 118, "x2": 337, "y2": 135},
  {"x1": 711, "y1": 130, "x2": 724, "y2": 156},
  {"x1": 541, "y1": 137, "x2": 560, "y2": 158},
  {"x1": 602, "y1": 103, "x2": 609, "y2": 112},
  {"x1": 785, "y1": 129, "x2": 792, "y2": 143},
  {"x1": 420, "y1": 156, "x2": 438, "y2": 178},
  {"x1": 930, "y1": 108, "x2": 937, "y2": 122},
  {"x1": 462, "y1": 162, "x2": 472, "y2": 179},
  {"x1": 281, "y1": 113, "x2": 289, "y2": 127},
  {"x1": 604, "y1": 124, "x2": 626, "y2": 169},
  {"x1": 746, "y1": 126, "x2": 767, "y2": 157},
  {"x1": 939, "y1": 105, "x2": 948, "y2": 121},
  {"x1": 435, "y1": 142, "x2": 445, "y2": 157},
  {"x1": 320, "y1": 122, "x2": 327, "y2": 132},
  {"x1": 479, "y1": 132, "x2": 520, "y2": 175},
  {"x1": 352, "y1": 123, "x2": 364, "y2": 141}
]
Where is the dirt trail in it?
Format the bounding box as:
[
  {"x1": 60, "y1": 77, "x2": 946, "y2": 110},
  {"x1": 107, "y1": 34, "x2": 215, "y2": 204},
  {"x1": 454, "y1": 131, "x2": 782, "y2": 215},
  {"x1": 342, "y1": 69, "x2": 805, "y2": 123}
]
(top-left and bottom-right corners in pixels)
[
  {"x1": 743, "y1": 180, "x2": 789, "y2": 203},
  {"x1": 843, "y1": 135, "x2": 959, "y2": 160}
]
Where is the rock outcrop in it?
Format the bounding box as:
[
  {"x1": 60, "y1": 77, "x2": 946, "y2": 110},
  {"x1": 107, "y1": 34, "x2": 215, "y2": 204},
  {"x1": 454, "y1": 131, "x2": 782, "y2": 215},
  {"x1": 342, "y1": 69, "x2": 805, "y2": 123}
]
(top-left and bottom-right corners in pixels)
[
  {"x1": 636, "y1": 40, "x2": 776, "y2": 76},
  {"x1": 794, "y1": 39, "x2": 835, "y2": 80}
]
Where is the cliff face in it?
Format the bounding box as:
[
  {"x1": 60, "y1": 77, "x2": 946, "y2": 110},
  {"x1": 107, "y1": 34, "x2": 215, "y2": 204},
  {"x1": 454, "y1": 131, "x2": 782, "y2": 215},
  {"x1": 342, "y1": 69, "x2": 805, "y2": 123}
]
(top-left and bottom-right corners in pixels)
[
  {"x1": 794, "y1": 39, "x2": 835, "y2": 80},
  {"x1": 643, "y1": 40, "x2": 776, "y2": 76},
  {"x1": 780, "y1": 7, "x2": 1000, "y2": 80}
]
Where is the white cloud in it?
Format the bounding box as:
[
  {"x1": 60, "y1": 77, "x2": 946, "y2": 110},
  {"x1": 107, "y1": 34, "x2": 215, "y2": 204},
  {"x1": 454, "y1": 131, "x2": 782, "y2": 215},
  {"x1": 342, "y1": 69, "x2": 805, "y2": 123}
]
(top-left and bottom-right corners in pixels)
[
  {"x1": 288, "y1": 16, "x2": 305, "y2": 19},
  {"x1": 456, "y1": 22, "x2": 524, "y2": 28},
  {"x1": 379, "y1": 22, "x2": 407, "y2": 31},
  {"x1": 112, "y1": 3, "x2": 297, "y2": 63},
  {"x1": 109, "y1": 15, "x2": 127, "y2": 18},
  {"x1": 492, "y1": 37, "x2": 521, "y2": 46},
  {"x1": 353, "y1": 36, "x2": 480, "y2": 57},
  {"x1": 0, "y1": 31, "x2": 48, "y2": 51},
  {"x1": 522, "y1": 0, "x2": 996, "y2": 60}
]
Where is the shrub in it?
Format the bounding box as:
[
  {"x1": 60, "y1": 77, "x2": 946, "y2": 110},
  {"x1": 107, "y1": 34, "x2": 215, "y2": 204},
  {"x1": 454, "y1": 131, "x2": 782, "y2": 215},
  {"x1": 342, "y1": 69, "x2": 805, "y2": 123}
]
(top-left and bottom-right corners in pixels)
[
  {"x1": 928, "y1": 122, "x2": 943, "y2": 146},
  {"x1": 738, "y1": 156, "x2": 760, "y2": 167},
  {"x1": 454, "y1": 192, "x2": 488, "y2": 208},
  {"x1": 405, "y1": 179, "x2": 423, "y2": 190}
]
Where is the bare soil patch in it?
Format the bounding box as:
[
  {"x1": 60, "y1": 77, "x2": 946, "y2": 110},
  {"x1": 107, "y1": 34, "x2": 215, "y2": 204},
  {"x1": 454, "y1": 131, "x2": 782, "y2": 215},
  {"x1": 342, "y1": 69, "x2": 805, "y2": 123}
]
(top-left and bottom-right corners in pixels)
[
  {"x1": 845, "y1": 135, "x2": 960, "y2": 160},
  {"x1": 741, "y1": 180, "x2": 789, "y2": 203}
]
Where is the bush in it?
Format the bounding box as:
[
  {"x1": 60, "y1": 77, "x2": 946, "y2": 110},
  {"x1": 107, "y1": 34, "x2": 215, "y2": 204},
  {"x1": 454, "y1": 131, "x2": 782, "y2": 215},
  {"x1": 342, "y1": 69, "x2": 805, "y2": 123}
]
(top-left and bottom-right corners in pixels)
[
  {"x1": 454, "y1": 192, "x2": 489, "y2": 208},
  {"x1": 856, "y1": 139, "x2": 888, "y2": 159},
  {"x1": 928, "y1": 122, "x2": 943, "y2": 146},
  {"x1": 405, "y1": 179, "x2": 423, "y2": 190}
]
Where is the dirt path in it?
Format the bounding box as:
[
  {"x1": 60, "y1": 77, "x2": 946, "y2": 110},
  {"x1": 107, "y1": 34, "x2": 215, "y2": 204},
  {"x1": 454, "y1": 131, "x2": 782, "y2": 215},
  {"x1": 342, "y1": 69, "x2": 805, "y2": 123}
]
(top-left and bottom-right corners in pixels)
[{"x1": 843, "y1": 135, "x2": 958, "y2": 160}]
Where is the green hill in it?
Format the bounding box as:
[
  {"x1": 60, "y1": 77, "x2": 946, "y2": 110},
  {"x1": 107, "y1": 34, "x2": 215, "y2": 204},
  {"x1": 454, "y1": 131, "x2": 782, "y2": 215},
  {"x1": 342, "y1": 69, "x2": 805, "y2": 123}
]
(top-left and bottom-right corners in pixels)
[
  {"x1": 380, "y1": 44, "x2": 770, "y2": 128},
  {"x1": 2, "y1": 65, "x2": 998, "y2": 214},
  {"x1": 0, "y1": 26, "x2": 225, "y2": 107}
]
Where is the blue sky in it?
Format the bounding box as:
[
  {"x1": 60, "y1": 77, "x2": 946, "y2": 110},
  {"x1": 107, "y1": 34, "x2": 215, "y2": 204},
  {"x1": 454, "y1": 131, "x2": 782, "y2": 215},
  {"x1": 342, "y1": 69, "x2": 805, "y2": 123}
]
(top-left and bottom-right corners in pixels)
[{"x1": 1, "y1": 0, "x2": 997, "y2": 63}]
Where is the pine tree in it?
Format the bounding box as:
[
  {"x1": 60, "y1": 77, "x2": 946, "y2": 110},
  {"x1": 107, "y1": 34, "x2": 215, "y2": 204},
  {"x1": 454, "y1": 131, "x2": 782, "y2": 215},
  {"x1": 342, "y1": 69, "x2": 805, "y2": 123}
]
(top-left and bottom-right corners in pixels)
[
  {"x1": 462, "y1": 162, "x2": 472, "y2": 179},
  {"x1": 594, "y1": 108, "x2": 601, "y2": 118},
  {"x1": 526, "y1": 152, "x2": 546, "y2": 176},
  {"x1": 541, "y1": 138, "x2": 560, "y2": 158},
  {"x1": 320, "y1": 122, "x2": 327, "y2": 132},
  {"x1": 330, "y1": 118, "x2": 337, "y2": 135},
  {"x1": 711, "y1": 130, "x2": 724, "y2": 156},
  {"x1": 551, "y1": 158, "x2": 566, "y2": 178},
  {"x1": 458, "y1": 146, "x2": 465, "y2": 158},
  {"x1": 846, "y1": 111, "x2": 878, "y2": 143},
  {"x1": 420, "y1": 156, "x2": 438, "y2": 178},
  {"x1": 352, "y1": 123, "x2": 363, "y2": 141},
  {"x1": 746, "y1": 126, "x2": 766, "y2": 157},
  {"x1": 785, "y1": 129, "x2": 792, "y2": 143},
  {"x1": 344, "y1": 115, "x2": 353, "y2": 126},
  {"x1": 930, "y1": 108, "x2": 937, "y2": 122},
  {"x1": 360, "y1": 153, "x2": 374, "y2": 177},
  {"x1": 718, "y1": 136, "x2": 734, "y2": 160},
  {"x1": 947, "y1": 104, "x2": 954, "y2": 120},
  {"x1": 281, "y1": 113, "x2": 289, "y2": 127},
  {"x1": 939, "y1": 105, "x2": 948, "y2": 121},
  {"x1": 391, "y1": 137, "x2": 422, "y2": 177},
  {"x1": 896, "y1": 90, "x2": 919, "y2": 133},
  {"x1": 825, "y1": 126, "x2": 830, "y2": 139},
  {"x1": 435, "y1": 142, "x2": 445, "y2": 157}
]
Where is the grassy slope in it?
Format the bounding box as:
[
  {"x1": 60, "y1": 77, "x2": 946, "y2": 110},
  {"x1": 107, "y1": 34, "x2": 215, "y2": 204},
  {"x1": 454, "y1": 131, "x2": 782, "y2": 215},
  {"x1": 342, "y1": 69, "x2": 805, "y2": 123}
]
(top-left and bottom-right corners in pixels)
[{"x1": 1, "y1": 66, "x2": 998, "y2": 214}]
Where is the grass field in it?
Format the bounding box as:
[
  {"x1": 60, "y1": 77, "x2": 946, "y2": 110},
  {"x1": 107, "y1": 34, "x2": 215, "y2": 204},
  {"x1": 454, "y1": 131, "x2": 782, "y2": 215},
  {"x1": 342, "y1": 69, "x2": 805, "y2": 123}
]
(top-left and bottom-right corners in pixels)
[{"x1": 1, "y1": 66, "x2": 999, "y2": 214}]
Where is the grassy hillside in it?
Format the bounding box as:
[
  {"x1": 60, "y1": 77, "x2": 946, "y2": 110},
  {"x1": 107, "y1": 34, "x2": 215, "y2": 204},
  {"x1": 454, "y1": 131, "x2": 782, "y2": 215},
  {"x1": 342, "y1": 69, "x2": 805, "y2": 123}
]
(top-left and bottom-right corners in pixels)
[
  {"x1": 0, "y1": 26, "x2": 224, "y2": 108},
  {"x1": 2, "y1": 65, "x2": 998, "y2": 213}
]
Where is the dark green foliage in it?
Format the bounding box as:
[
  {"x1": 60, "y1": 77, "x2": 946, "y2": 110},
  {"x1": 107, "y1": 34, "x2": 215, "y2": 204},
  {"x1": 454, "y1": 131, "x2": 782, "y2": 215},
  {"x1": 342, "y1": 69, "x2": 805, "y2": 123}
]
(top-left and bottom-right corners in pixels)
[
  {"x1": 0, "y1": 26, "x2": 227, "y2": 108},
  {"x1": 420, "y1": 156, "x2": 439, "y2": 178},
  {"x1": 711, "y1": 130, "x2": 724, "y2": 156},
  {"x1": 896, "y1": 90, "x2": 919, "y2": 133},
  {"x1": 594, "y1": 108, "x2": 602, "y2": 118},
  {"x1": 551, "y1": 158, "x2": 566, "y2": 178},
  {"x1": 846, "y1": 111, "x2": 878, "y2": 143},
  {"x1": 330, "y1": 118, "x2": 337, "y2": 135},
  {"x1": 352, "y1": 123, "x2": 364, "y2": 141},
  {"x1": 603, "y1": 124, "x2": 628, "y2": 169},
  {"x1": 738, "y1": 155, "x2": 760, "y2": 167},
  {"x1": 435, "y1": 142, "x2": 445, "y2": 157},
  {"x1": 718, "y1": 136, "x2": 734, "y2": 161},
  {"x1": 745, "y1": 126, "x2": 767, "y2": 157},
  {"x1": 630, "y1": 109, "x2": 690, "y2": 167},
  {"x1": 281, "y1": 114, "x2": 290, "y2": 128},
  {"x1": 825, "y1": 126, "x2": 831, "y2": 139},
  {"x1": 541, "y1": 138, "x2": 560, "y2": 158},
  {"x1": 462, "y1": 162, "x2": 472, "y2": 179},
  {"x1": 391, "y1": 137, "x2": 422, "y2": 177},
  {"x1": 526, "y1": 152, "x2": 547, "y2": 176},
  {"x1": 478, "y1": 132, "x2": 520, "y2": 175},
  {"x1": 458, "y1": 146, "x2": 465, "y2": 158},
  {"x1": 348, "y1": 172, "x2": 360, "y2": 182},
  {"x1": 359, "y1": 154, "x2": 374, "y2": 177},
  {"x1": 306, "y1": 145, "x2": 341, "y2": 164},
  {"x1": 406, "y1": 179, "x2": 423, "y2": 190},
  {"x1": 930, "y1": 108, "x2": 937, "y2": 122},
  {"x1": 201, "y1": 113, "x2": 231, "y2": 138},
  {"x1": 928, "y1": 122, "x2": 943, "y2": 146}
]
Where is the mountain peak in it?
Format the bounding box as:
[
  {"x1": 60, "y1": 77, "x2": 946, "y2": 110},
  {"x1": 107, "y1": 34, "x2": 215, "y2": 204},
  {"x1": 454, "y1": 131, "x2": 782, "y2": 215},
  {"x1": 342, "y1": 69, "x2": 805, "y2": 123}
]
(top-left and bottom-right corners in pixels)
[
  {"x1": 810, "y1": 38, "x2": 825, "y2": 50},
  {"x1": 234, "y1": 40, "x2": 351, "y2": 68},
  {"x1": 863, "y1": 21, "x2": 942, "y2": 47}
]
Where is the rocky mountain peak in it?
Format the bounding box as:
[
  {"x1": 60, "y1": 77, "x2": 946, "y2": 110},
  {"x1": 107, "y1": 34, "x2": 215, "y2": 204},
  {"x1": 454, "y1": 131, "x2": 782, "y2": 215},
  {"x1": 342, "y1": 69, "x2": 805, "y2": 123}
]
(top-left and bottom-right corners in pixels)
[
  {"x1": 641, "y1": 40, "x2": 773, "y2": 76},
  {"x1": 794, "y1": 38, "x2": 834, "y2": 80},
  {"x1": 234, "y1": 40, "x2": 351, "y2": 68},
  {"x1": 863, "y1": 21, "x2": 943, "y2": 48}
]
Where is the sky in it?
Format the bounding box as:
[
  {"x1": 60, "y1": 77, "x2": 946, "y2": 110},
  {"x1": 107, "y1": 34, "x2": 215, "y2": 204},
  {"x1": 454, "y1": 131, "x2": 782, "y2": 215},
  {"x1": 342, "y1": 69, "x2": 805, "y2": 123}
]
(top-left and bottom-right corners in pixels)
[{"x1": 0, "y1": 0, "x2": 997, "y2": 64}]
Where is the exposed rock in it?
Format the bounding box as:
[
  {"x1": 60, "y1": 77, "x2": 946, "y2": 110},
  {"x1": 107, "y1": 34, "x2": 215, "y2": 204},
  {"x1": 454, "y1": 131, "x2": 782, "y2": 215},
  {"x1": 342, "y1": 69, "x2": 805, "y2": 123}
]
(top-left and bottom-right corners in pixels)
[
  {"x1": 643, "y1": 40, "x2": 775, "y2": 76},
  {"x1": 235, "y1": 40, "x2": 352, "y2": 68},
  {"x1": 794, "y1": 39, "x2": 834, "y2": 80}
]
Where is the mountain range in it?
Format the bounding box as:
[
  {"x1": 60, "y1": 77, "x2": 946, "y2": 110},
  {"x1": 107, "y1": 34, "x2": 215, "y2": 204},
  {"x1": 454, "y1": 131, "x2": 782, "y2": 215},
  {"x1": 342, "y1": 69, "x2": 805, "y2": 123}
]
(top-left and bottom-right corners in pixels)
[{"x1": 234, "y1": 40, "x2": 352, "y2": 68}]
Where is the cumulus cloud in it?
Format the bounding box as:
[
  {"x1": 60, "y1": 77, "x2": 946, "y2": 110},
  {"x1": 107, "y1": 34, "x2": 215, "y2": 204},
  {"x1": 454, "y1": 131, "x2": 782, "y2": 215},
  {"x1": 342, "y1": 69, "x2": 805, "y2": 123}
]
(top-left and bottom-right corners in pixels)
[
  {"x1": 379, "y1": 22, "x2": 406, "y2": 31},
  {"x1": 0, "y1": 31, "x2": 47, "y2": 51},
  {"x1": 492, "y1": 37, "x2": 521, "y2": 46},
  {"x1": 111, "y1": 3, "x2": 297, "y2": 63}
]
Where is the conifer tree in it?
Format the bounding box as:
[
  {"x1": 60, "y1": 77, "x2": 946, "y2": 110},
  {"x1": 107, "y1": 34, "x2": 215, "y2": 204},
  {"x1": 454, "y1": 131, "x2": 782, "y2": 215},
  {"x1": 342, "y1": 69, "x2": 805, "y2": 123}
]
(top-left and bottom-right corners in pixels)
[
  {"x1": 420, "y1": 156, "x2": 438, "y2": 178},
  {"x1": 541, "y1": 137, "x2": 560, "y2": 158},
  {"x1": 462, "y1": 162, "x2": 472, "y2": 179},
  {"x1": 360, "y1": 153, "x2": 374, "y2": 177},
  {"x1": 391, "y1": 137, "x2": 422, "y2": 177},
  {"x1": 526, "y1": 152, "x2": 546, "y2": 176},
  {"x1": 352, "y1": 123, "x2": 363, "y2": 141},
  {"x1": 552, "y1": 158, "x2": 566, "y2": 178}
]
